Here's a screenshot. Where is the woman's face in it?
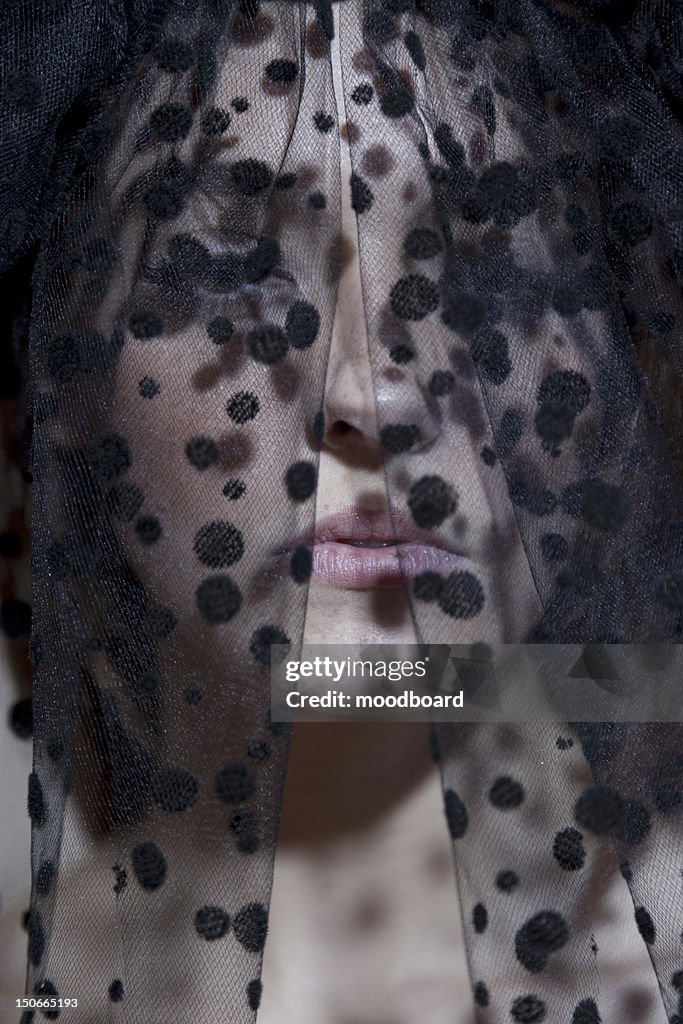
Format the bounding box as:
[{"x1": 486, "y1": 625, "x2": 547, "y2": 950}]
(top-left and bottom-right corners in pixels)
[
  {"x1": 109, "y1": 159, "x2": 541, "y2": 654},
  {"x1": 104, "y1": 0, "x2": 547, "y2": 657}
]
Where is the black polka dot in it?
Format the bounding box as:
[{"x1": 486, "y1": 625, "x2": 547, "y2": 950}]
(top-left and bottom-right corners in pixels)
[
  {"x1": 27, "y1": 908, "x2": 45, "y2": 965},
  {"x1": 247, "y1": 324, "x2": 289, "y2": 364},
  {"x1": 441, "y1": 292, "x2": 486, "y2": 335},
  {"x1": 144, "y1": 175, "x2": 187, "y2": 220},
  {"x1": 444, "y1": 788, "x2": 468, "y2": 838},
  {"x1": 378, "y1": 70, "x2": 414, "y2": 118},
  {"x1": 404, "y1": 30, "x2": 426, "y2": 70},
  {"x1": 390, "y1": 274, "x2": 439, "y2": 320},
  {"x1": 351, "y1": 82, "x2": 374, "y2": 105},
  {"x1": 427, "y1": 370, "x2": 455, "y2": 399},
  {"x1": 511, "y1": 994, "x2": 547, "y2": 1022},
  {"x1": 434, "y1": 122, "x2": 466, "y2": 168},
  {"x1": 108, "y1": 979, "x2": 124, "y2": 1002},
  {"x1": 438, "y1": 572, "x2": 485, "y2": 618},
  {"x1": 290, "y1": 545, "x2": 313, "y2": 583},
  {"x1": 247, "y1": 739, "x2": 271, "y2": 762},
  {"x1": 489, "y1": 776, "x2": 525, "y2": 810},
  {"x1": 86, "y1": 433, "x2": 131, "y2": 480},
  {"x1": 553, "y1": 827, "x2": 585, "y2": 870},
  {"x1": 496, "y1": 869, "x2": 519, "y2": 892},
  {"x1": 184, "y1": 686, "x2": 203, "y2": 705},
  {"x1": 413, "y1": 571, "x2": 444, "y2": 602},
  {"x1": 249, "y1": 624, "x2": 291, "y2": 665},
  {"x1": 552, "y1": 285, "x2": 583, "y2": 317},
  {"x1": 389, "y1": 344, "x2": 414, "y2": 363},
  {"x1": 470, "y1": 980, "x2": 489, "y2": 1007},
  {"x1": 407, "y1": 475, "x2": 456, "y2": 528},
  {"x1": 470, "y1": 328, "x2": 512, "y2": 385},
  {"x1": 230, "y1": 809, "x2": 260, "y2": 853},
  {"x1": 150, "y1": 102, "x2": 192, "y2": 142},
  {"x1": 635, "y1": 906, "x2": 656, "y2": 944},
  {"x1": 364, "y1": 7, "x2": 394, "y2": 40},
  {"x1": 135, "y1": 515, "x2": 162, "y2": 545},
  {"x1": 515, "y1": 911, "x2": 569, "y2": 972},
  {"x1": 28, "y1": 772, "x2": 45, "y2": 826},
  {"x1": 481, "y1": 446, "x2": 497, "y2": 466},
  {"x1": 36, "y1": 859, "x2": 54, "y2": 897},
  {"x1": 150, "y1": 766, "x2": 199, "y2": 812},
  {"x1": 34, "y1": 979, "x2": 59, "y2": 1019},
  {"x1": 234, "y1": 902, "x2": 268, "y2": 952},
  {"x1": 214, "y1": 762, "x2": 256, "y2": 804},
  {"x1": 574, "y1": 786, "x2": 624, "y2": 835},
  {"x1": 244, "y1": 236, "x2": 281, "y2": 283},
  {"x1": 168, "y1": 232, "x2": 210, "y2": 275},
  {"x1": 247, "y1": 979, "x2": 262, "y2": 1010},
  {"x1": 227, "y1": 391, "x2": 260, "y2": 424},
  {"x1": 200, "y1": 107, "x2": 231, "y2": 135},
  {"x1": 314, "y1": 111, "x2": 335, "y2": 132},
  {"x1": 196, "y1": 575, "x2": 242, "y2": 624},
  {"x1": 208, "y1": 317, "x2": 234, "y2": 345},
  {"x1": 538, "y1": 370, "x2": 591, "y2": 414},
  {"x1": 350, "y1": 173, "x2": 373, "y2": 214},
  {"x1": 131, "y1": 841, "x2": 167, "y2": 890},
  {"x1": 232, "y1": 96, "x2": 249, "y2": 112},
  {"x1": 572, "y1": 999, "x2": 600, "y2": 1024},
  {"x1": 46, "y1": 737, "x2": 65, "y2": 761},
  {"x1": 194, "y1": 521, "x2": 244, "y2": 568},
  {"x1": 138, "y1": 376, "x2": 160, "y2": 398},
  {"x1": 223, "y1": 478, "x2": 246, "y2": 500},
  {"x1": 616, "y1": 799, "x2": 651, "y2": 845},
  {"x1": 186, "y1": 436, "x2": 218, "y2": 470},
  {"x1": 230, "y1": 159, "x2": 274, "y2": 196},
  {"x1": 195, "y1": 905, "x2": 230, "y2": 940},
  {"x1": 265, "y1": 58, "x2": 299, "y2": 83},
  {"x1": 275, "y1": 172, "x2": 297, "y2": 189},
  {"x1": 309, "y1": 191, "x2": 326, "y2": 210},
  {"x1": 129, "y1": 311, "x2": 164, "y2": 339},
  {"x1": 540, "y1": 533, "x2": 568, "y2": 561},
  {"x1": 146, "y1": 603, "x2": 177, "y2": 637},
  {"x1": 285, "y1": 461, "x2": 316, "y2": 501},
  {"x1": 380, "y1": 424, "x2": 418, "y2": 454},
  {"x1": 473, "y1": 903, "x2": 488, "y2": 933},
  {"x1": 405, "y1": 228, "x2": 444, "y2": 260},
  {"x1": 286, "y1": 301, "x2": 320, "y2": 349}
]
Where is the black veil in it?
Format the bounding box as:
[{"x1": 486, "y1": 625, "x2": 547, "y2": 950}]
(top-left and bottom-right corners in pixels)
[{"x1": 2, "y1": 0, "x2": 683, "y2": 1020}]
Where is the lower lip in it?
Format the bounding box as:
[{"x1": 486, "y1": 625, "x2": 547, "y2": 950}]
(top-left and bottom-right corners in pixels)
[{"x1": 308, "y1": 542, "x2": 471, "y2": 590}]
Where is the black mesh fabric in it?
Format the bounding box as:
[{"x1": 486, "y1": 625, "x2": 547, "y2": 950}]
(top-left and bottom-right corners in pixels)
[{"x1": 2, "y1": 0, "x2": 683, "y2": 1021}]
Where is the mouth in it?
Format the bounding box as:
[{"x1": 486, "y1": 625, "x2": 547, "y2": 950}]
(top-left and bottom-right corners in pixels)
[{"x1": 273, "y1": 507, "x2": 471, "y2": 590}]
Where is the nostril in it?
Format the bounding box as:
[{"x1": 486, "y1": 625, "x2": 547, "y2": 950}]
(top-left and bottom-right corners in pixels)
[{"x1": 331, "y1": 420, "x2": 353, "y2": 436}]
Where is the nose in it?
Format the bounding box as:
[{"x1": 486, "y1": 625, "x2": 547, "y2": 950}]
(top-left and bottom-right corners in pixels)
[
  {"x1": 320, "y1": 7, "x2": 441, "y2": 464},
  {"x1": 320, "y1": 238, "x2": 380, "y2": 461},
  {"x1": 320, "y1": 227, "x2": 443, "y2": 463}
]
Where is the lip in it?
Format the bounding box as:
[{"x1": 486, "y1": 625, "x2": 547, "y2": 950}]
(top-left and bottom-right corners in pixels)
[{"x1": 273, "y1": 507, "x2": 471, "y2": 590}]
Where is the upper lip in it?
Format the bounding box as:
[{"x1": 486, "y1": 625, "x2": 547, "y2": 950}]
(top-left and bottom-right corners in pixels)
[{"x1": 274, "y1": 506, "x2": 465, "y2": 555}]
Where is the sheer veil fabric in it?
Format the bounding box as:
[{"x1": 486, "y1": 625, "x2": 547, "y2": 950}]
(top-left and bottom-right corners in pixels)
[{"x1": 1, "y1": 0, "x2": 683, "y2": 1020}]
